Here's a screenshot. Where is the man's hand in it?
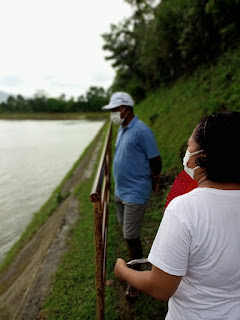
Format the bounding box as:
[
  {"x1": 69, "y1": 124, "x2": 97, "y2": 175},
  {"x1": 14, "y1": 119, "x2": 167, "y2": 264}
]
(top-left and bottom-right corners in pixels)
[
  {"x1": 149, "y1": 155, "x2": 162, "y2": 192},
  {"x1": 151, "y1": 174, "x2": 160, "y2": 192}
]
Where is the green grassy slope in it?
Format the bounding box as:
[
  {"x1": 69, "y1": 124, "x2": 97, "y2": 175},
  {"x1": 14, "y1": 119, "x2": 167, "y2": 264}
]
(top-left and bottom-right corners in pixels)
[{"x1": 135, "y1": 45, "x2": 240, "y2": 174}]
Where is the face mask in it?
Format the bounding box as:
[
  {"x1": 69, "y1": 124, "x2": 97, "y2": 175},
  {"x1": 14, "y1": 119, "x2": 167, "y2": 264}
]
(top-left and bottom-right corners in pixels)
[
  {"x1": 183, "y1": 149, "x2": 203, "y2": 179},
  {"x1": 110, "y1": 108, "x2": 126, "y2": 125}
]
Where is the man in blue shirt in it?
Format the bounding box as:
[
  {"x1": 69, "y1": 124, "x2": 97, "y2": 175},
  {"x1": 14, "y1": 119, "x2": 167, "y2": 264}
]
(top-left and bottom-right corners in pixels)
[{"x1": 102, "y1": 92, "x2": 162, "y2": 298}]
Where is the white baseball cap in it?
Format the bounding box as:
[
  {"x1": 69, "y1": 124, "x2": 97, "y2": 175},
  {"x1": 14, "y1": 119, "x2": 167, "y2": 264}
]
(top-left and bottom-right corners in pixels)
[{"x1": 102, "y1": 92, "x2": 134, "y2": 110}]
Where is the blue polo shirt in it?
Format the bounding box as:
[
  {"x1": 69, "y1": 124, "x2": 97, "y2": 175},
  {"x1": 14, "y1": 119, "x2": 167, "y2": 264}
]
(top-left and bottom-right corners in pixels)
[{"x1": 113, "y1": 116, "x2": 160, "y2": 204}]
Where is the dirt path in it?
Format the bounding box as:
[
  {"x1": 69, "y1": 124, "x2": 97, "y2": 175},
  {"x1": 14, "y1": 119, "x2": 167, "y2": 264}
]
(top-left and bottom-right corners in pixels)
[{"x1": 0, "y1": 129, "x2": 104, "y2": 320}]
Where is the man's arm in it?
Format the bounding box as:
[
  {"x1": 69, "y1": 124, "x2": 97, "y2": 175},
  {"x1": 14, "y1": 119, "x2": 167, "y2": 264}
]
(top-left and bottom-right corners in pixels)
[
  {"x1": 149, "y1": 155, "x2": 162, "y2": 191},
  {"x1": 115, "y1": 258, "x2": 182, "y2": 301}
]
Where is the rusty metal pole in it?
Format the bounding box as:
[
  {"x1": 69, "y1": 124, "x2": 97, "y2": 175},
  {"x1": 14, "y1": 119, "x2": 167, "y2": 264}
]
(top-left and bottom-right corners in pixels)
[
  {"x1": 91, "y1": 193, "x2": 104, "y2": 320},
  {"x1": 90, "y1": 122, "x2": 112, "y2": 320},
  {"x1": 108, "y1": 126, "x2": 112, "y2": 196}
]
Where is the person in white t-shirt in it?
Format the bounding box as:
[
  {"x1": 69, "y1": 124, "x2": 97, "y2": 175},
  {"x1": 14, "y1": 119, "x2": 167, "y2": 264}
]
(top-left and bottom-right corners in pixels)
[{"x1": 114, "y1": 111, "x2": 240, "y2": 320}]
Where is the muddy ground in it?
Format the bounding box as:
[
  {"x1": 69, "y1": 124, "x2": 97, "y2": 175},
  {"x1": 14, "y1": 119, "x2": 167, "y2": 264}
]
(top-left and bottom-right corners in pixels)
[{"x1": 0, "y1": 130, "x2": 104, "y2": 320}]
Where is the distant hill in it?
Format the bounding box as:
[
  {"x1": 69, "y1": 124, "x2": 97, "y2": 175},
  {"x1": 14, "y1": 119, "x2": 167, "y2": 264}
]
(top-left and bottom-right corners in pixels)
[{"x1": 0, "y1": 90, "x2": 10, "y2": 103}]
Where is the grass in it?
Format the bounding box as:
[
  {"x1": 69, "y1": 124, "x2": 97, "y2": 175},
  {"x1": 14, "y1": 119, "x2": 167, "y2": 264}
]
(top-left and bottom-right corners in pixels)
[
  {"x1": 136, "y1": 44, "x2": 240, "y2": 174},
  {"x1": 38, "y1": 177, "x2": 98, "y2": 319}
]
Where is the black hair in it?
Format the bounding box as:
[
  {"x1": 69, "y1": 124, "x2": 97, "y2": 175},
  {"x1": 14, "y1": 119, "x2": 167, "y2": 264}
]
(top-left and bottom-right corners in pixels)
[{"x1": 194, "y1": 111, "x2": 240, "y2": 182}]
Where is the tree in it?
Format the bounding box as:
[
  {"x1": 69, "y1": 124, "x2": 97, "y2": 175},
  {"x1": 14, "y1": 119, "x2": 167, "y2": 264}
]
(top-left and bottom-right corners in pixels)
[
  {"x1": 85, "y1": 87, "x2": 110, "y2": 112},
  {"x1": 6, "y1": 96, "x2": 17, "y2": 111},
  {"x1": 30, "y1": 91, "x2": 47, "y2": 112},
  {"x1": 46, "y1": 98, "x2": 65, "y2": 113},
  {"x1": 16, "y1": 95, "x2": 31, "y2": 112},
  {"x1": 205, "y1": 0, "x2": 240, "y2": 47},
  {"x1": 102, "y1": 1, "x2": 160, "y2": 100},
  {"x1": 102, "y1": 0, "x2": 240, "y2": 101}
]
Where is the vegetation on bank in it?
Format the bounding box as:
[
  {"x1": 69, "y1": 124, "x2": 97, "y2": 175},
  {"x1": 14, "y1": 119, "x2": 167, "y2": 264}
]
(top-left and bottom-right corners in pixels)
[
  {"x1": 135, "y1": 44, "x2": 240, "y2": 174},
  {"x1": 103, "y1": 0, "x2": 240, "y2": 101},
  {"x1": 0, "y1": 112, "x2": 108, "y2": 121}
]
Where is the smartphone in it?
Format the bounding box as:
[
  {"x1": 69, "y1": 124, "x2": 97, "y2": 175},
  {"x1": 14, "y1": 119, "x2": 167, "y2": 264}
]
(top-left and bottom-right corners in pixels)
[{"x1": 127, "y1": 258, "x2": 149, "y2": 267}]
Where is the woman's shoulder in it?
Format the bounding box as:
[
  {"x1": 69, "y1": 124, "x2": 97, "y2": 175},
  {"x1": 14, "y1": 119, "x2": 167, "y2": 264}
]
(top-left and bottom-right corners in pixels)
[
  {"x1": 164, "y1": 189, "x2": 209, "y2": 228},
  {"x1": 167, "y1": 188, "x2": 202, "y2": 207},
  {"x1": 166, "y1": 187, "x2": 240, "y2": 216}
]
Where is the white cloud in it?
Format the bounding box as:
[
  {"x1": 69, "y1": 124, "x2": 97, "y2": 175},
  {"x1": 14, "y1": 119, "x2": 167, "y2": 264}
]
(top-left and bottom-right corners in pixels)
[
  {"x1": 0, "y1": 0, "x2": 132, "y2": 99},
  {"x1": 0, "y1": 75, "x2": 23, "y2": 87}
]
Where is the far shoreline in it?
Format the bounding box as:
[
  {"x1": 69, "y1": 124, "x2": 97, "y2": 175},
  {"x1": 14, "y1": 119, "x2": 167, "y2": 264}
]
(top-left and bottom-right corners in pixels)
[{"x1": 0, "y1": 112, "x2": 108, "y2": 121}]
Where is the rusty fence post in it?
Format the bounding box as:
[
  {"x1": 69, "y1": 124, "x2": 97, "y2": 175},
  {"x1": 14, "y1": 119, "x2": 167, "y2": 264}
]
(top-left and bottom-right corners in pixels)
[
  {"x1": 91, "y1": 195, "x2": 105, "y2": 320},
  {"x1": 90, "y1": 122, "x2": 112, "y2": 320}
]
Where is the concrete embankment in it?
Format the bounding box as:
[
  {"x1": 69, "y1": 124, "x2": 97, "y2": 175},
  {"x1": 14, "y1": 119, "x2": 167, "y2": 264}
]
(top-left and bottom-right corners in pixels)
[{"x1": 0, "y1": 127, "x2": 104, "y2": 320}]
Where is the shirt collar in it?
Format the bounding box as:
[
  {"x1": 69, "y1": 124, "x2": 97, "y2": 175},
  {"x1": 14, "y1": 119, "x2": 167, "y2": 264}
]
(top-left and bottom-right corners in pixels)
[{"x1": 122, "y1": 116, "x2": 138, "y2": 130}]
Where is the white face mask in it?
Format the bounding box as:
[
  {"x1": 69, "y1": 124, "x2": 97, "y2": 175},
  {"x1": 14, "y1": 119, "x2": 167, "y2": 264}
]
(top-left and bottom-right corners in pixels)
[
  {"x1": 183, "y1": 149, "x2": 203, "y2": 179},
  {"x1": 110, "y1": 108, "x2": 126, "y2": 125}
]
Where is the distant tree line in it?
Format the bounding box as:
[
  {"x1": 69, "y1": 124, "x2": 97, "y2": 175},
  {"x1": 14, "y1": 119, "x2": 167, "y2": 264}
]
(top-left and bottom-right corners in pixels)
[
  {"x1": 0, "y1": 87, "x2": 110, "y2": 113},
  {"x1": 102, "y1": 0, "x2": 240, "y2": 101}
]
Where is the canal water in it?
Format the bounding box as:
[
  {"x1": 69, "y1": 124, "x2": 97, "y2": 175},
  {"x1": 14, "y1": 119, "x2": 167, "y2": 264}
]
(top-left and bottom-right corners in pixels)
[{"x1": 0, "y1": 119, "x2": 104, "y2": 263}]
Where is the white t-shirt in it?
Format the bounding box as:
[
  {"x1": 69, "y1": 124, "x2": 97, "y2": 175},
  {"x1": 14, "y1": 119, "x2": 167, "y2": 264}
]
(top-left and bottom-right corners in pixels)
[{"x1": 148, "y1": 188, "x2": 240, "y2": 320}]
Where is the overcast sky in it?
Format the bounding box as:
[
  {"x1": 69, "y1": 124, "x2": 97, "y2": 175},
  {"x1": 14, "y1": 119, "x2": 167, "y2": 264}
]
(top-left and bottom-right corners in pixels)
[{"x1": 0, "y1": 0, "x2": 132, "y2": 99}]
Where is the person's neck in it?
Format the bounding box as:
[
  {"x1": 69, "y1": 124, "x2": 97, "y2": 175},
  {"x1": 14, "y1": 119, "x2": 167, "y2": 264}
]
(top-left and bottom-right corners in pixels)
[
  {"x1": 197, "y1": 176, "x2": 240, "y2": 190},
  {"x1": 122, "y1": 114, "x2": 135, "y2": 128}
]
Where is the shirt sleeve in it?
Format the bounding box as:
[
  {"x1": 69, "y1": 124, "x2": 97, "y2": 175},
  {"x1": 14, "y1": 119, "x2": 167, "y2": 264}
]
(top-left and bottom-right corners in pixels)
[
  {"x1": 148, "y1": 207, "x2": 191, "y2": 276},
  {"x1": 139, "y1": 128, "x2": 160, "y2": 159}
]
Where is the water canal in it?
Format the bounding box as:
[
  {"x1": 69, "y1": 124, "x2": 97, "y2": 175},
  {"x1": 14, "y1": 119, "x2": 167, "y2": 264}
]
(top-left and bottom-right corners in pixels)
[{"x1": 0, "y1": 119, "x2": 104, "y2": 262}]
